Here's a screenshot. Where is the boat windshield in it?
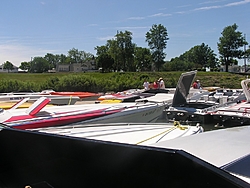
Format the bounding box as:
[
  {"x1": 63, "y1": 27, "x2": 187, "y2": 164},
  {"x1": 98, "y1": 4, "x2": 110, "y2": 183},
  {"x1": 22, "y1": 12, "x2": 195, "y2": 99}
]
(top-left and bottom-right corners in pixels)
[{"x1": 0, "y1": 108, "x2": 3, "y2": 113}]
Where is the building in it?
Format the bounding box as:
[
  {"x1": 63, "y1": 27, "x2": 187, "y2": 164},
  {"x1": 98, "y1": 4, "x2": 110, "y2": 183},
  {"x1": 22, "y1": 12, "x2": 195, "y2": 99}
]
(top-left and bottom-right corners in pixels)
[
  {"x1": 0, "y1": 64, "x2": 19, "y2": 73},
  {"x1": 56, "y1": 60, "x2": 97, "y2": 72}
]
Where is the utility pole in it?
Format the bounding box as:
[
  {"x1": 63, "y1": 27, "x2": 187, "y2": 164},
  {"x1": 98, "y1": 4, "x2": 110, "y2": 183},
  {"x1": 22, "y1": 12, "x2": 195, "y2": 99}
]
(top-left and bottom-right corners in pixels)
[{"x1": 244, "y1": 34, "x2": 247, "y2": 72}]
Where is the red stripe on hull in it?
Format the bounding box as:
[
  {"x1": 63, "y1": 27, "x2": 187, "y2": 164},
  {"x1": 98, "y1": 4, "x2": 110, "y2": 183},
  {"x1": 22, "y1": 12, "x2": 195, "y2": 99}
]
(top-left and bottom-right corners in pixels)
[{"x1": 10, "y1": 109, "x2": 123, "y2": 130}]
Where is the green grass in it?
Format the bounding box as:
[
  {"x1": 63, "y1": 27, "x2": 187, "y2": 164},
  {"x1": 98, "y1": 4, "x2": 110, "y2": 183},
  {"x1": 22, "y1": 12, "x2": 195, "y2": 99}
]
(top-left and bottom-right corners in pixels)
[{"x1": 0, "y1": 71, "x2": 248, "y2": 92}]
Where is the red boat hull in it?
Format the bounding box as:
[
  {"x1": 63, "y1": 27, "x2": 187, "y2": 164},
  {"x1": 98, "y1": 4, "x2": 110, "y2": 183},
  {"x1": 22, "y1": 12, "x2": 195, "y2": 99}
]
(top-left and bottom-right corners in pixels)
[{"x1": 50, "y1": 92, "x2": 101, "y2": 99}]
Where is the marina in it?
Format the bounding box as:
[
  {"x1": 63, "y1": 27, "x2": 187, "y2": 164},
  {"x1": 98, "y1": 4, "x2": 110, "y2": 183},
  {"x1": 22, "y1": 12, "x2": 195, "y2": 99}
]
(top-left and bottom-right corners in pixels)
[
  {"x1": 1, "y1": 0, "x2": 249, "y2": 185},
  {"x1": 1, "y1": 71, "x2": 250, "y2": 186}
]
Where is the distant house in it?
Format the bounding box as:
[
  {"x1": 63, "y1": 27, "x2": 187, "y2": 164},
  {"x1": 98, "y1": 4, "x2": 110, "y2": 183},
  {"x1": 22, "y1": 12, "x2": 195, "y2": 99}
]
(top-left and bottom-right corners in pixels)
[
  {"x1": 220, "y1": 65, "x2": 241, "y2": 73},
  {"x1": 0, "y1": 64, "x2": 18, "y2": 73},
  {"x1": 70, "y1": 63, "x2": 82, "y2": 72},
  {"x1": 56, "y1": 60, "x2": 97, "y2": 72},
  {"x1": 18, "y1": 68, "x2": 28, "y2": 73},
  {"x1": 56, "y1": 64, "x2": 70, "y2": 72}
]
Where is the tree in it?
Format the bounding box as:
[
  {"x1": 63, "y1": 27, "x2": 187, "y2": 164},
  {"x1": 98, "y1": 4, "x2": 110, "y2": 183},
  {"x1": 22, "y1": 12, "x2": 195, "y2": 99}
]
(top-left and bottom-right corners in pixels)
[
  {"x1": 245, "y1": 46, "x2": 250, "y2": 62},
  {"x1": 30, "y1": 57, "x2": 50, "y2": 73},
  {"x1": 95, "y1": 45, "x2": 109, "y2": 56},
  {"x1": 95, "y1": 45, "x2": 114, "y2": 71},
  {"x1": 183, "y1": 43, "x2": 218, "y2": 69},
  {"x1": 3, "y1": 61, "x2": 14, "y2": 72},
  {"x1": 44, "y1": 53, "x2": 60, "y2": 69},
  {"x1": 146, "y1": 24, "x2": 169, "y2": 71},
  {"x1": 115, "y1": 31, "x2": 135, "y2": 71},
  {"x1": 97, "y1": 53, "x2": 114, "y2": 72},
  {"x1": 106, "y1": 39, "x2": 120, "y2": 71},
  {"x1": 166, "y1": 58, "x2": 194, "y2": 71},
  {"x1": 67, "y1": 48, "x2": 94, "y2": 67},
  {"x1": 58, "y1": 54, "x2": 70, "y2": 64},
  {"x1": 19, "y1": 61, "x2": 31, "y2": 71},
  {"x1": 217, "y1": 23, "x2": 248, "y2": 72},
  {"x1": 134, "y1": 47, "x2": 152, "y2": 71}
]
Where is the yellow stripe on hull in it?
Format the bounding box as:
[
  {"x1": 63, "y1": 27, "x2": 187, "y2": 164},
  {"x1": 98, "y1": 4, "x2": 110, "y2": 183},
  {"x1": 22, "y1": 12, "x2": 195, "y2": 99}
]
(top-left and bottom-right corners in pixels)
[
  {"x1": 100, "y1": 99, "x2": 122, "y2": 104},
  {"x1": 0, "y1": 102, "x2": 53, "y2": 109}
]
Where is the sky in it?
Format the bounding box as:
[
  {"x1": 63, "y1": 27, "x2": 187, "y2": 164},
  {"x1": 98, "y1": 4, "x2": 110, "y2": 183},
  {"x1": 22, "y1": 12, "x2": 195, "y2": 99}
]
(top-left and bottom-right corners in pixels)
[{"x1": 0, "y1": 0, "x2": 249, "y2": 67}]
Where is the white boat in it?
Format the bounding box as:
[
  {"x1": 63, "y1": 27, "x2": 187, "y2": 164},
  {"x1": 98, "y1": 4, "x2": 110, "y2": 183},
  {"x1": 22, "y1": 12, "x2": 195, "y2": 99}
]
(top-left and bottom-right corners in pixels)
[
  {"x1": 0, "y1": 124, "x2": 248, "y2": 187},
  {"x1": 165, "y1": 73, "x2": 244, "y2": 124},
  {"x1": 0, "y1": 97, "x2": 166, "y2": 129},
  {"x1": 135, "y1": 71, "x2": 198, "y2": 108},
  {"x1": 31, "y1": 121, "x2": 203, "y2": 145},
  {"x1": 152, "y1": 125, "x2": 250, "y2": 184},
  {"x1": 0, "y1": 92, "x2": 80, "y2": 105},
  {"x1": 0, "y1": 71, "x2": 199, "y2": 130},
  {"x1": 211, "y1": 78, "x2": 250, "y2": 127}
]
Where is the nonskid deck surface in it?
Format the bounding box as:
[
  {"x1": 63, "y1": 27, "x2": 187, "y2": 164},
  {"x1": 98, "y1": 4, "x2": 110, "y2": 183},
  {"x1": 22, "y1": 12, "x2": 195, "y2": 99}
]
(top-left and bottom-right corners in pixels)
[{"x1": 31, "y1": 122, "x2": 203, "y2": 145}]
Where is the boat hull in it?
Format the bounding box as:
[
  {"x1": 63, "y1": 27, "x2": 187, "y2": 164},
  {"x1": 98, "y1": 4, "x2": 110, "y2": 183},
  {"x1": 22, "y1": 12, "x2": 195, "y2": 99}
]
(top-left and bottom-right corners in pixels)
[
  {"x1": 0, "y1": 94, "x2": 79, "y2": 105},
  {"x1": 50, "y1": 91, "x2": 101, "y2": 100},
  {"x1": 2, "y1": 102, "x2": 166, "y2": 130},
  {"x1": 0, "y1": 126, "x2": 247, "y2": 187}
]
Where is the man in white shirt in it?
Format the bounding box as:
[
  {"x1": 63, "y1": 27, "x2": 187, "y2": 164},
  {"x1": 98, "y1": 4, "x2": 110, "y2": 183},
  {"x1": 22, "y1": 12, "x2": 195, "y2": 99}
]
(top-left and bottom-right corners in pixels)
[
  {"x1": 159, "y1": 78, "x2": 165, "y2": 89},
  {"x1": 143, "y1": 80, "x2": 150, "y2": 90}
]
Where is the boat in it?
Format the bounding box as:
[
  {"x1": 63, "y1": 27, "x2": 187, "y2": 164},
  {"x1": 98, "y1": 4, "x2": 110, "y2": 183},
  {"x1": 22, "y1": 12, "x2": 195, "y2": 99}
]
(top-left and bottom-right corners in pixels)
[
  {"x1": 153, "y1": 125, "x2": 250, "y2": 184},
  {"x1": 164, "y1": 72, "x2": 244, "y2": 124},
  {"x1": 0, "y1": 97, "x2": 166, "y2": 130},
  {"x1": 97, "y1": 89, "x2": 155, "y2": 103},
  {"x1": 97, "y1": 88, "x2": 170, "y2": 103},
  {"x1": 211, "y1": 78, "x2": 250, "y2": 127},
  {"x1": 134, "y1": 71, "x2": 200, "y2": 107},
  {"x1": 30, "y1": 121, "x2": 203, "y2": 145},
  {"x1": 0, "y1": 101, "x2": 53, "y2": 109},
  {"x1": 0, "y1": 92, "x2": 80, "y2": 105},
  {"x1": 97, "y1": 71, "x2": 198, "y2": 105},
  {"x1": 45, "y1": 90, "x2": 102, "y2": 100},
  {"x1": 0, "y1": 124, "x2": 248, "y2": 187}
]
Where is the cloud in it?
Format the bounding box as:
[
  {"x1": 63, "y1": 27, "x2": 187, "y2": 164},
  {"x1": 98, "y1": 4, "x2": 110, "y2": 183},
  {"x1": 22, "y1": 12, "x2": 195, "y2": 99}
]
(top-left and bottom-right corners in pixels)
[
  {"x1": 0, "y1": 44, "x2": 57, "y2": 66},
  {"x1": 194, "y1": 0, "x2": 250, "y2": 11},
  {"x1": 148, "y1": 13, "x2": 172, "y2": 17},
  {"x1": 97, "y1": 36, "x2": 115, "y2": 41},
  {"x1": 225, "y1": 0, "x2": 250, "y2": 6},
  {"x1": 194, "y1": 5, "x2": 220, "y2": 10},
  {"x1": 128, "y1": 17, "x2": 145, "y2": 20},
  {"x1": 199, "y1": 0, "x2": 227, "y2": 5}
]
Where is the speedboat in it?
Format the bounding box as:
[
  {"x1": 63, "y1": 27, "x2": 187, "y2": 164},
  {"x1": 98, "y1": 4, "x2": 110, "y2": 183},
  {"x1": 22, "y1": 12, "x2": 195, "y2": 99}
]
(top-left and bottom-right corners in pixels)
[
  {"x1": 211, "y1": 78, "x2": 250, "y2": 127},
  {"x1": 97, "y1": 89, "x2": 155, "y2": 103},
  {"x1": 97, "y1": 88, "x2": 170, "y2": 103},
  {"x1": 46, "y1": 90, "x2": 102, "y2": 100},
  {"x1": 30, "y1": 121, "x2": 203, "y2": 145},
  {"x1": 0, "y1": 91, "x2": 80, "y2": 105},
  {"x1": 0, "y1": 124, "x2": 248, "y2": 187},
  {"x1": 0, "y1": 97, "x2": 166, "y2": 130},
  {"x1": 0, "y1": 101, "x2": 53, "y2": 109},
  {"x1": 165, "y1": 72, "x2": 244, "y2": 124},
  {"x1": 153, "y1": 125, "x2": 250, "y2": 184}
]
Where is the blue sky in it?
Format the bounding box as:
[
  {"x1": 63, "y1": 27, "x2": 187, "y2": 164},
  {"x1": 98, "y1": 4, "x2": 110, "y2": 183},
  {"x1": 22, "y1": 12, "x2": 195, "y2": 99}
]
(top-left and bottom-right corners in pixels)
[{"x1": 0, "y1": 0, "x2": 249, "y2": 67}]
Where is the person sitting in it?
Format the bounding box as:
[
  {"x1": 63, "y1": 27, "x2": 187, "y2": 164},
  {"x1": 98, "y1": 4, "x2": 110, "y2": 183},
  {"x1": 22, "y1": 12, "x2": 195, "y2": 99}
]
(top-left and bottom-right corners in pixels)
[
  {"x1": 143, "y1": 80, "x2": 150, "y2": 90},
  {"x1": 196, "y1": 80, "x2": 201, "y2": 89},
  {"x1": 193, "y1": 81, "x2": 198, "y2": 89},
  {"x1": 153, "y1": 79, "x2": 159, "y2": 89},
  {"x1": 158, "y1": 78, "x2": 165, "y2": 89}
]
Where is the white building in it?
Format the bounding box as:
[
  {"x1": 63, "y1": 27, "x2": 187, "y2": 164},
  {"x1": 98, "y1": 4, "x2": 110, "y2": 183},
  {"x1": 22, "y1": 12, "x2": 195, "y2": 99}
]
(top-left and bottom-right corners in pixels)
[
  {"x1": 56, "y1": 60, "x2": 97, "y2": 72},
  {"x1": 0, "y1": 64, "x2": 19, "y2": 73}
]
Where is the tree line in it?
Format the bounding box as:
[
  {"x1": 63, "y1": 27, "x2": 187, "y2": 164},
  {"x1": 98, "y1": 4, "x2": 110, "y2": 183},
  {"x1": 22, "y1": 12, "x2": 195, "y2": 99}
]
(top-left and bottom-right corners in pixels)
[{"x1": 2, "y1": 23, "x2": 250, "y2": 73}]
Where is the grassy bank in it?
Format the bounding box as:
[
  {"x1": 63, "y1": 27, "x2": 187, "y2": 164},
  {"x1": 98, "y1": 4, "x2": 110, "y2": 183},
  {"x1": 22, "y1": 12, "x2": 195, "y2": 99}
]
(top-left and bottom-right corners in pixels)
[{"x1": 0, "y1": 71, "x2": 247, "y2": 92}]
